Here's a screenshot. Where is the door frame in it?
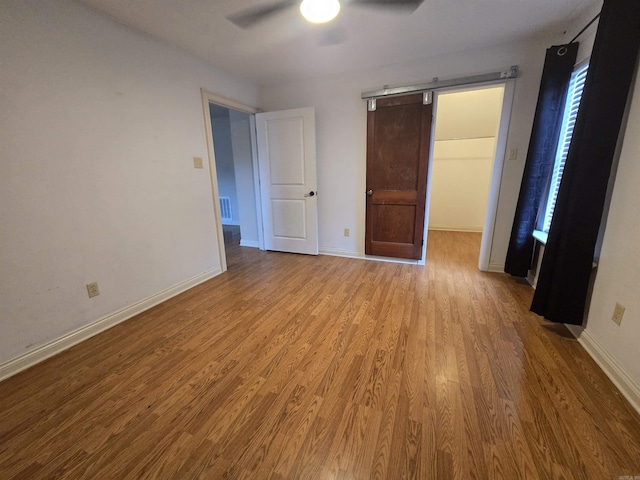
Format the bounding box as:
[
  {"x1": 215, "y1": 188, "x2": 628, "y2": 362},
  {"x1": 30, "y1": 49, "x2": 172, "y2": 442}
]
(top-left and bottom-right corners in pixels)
[
  {"x1": 419, "y1": 79, "x2": 516, "y2": 269},
  {"x1": 200, "y1": 89, "x2": 263, "y2": 273}
]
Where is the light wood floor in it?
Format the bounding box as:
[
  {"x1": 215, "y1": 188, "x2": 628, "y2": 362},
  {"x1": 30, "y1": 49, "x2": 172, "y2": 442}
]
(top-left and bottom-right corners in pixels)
[{"x1": 1, "y1": 230, "x2": 640, "y2": 479}]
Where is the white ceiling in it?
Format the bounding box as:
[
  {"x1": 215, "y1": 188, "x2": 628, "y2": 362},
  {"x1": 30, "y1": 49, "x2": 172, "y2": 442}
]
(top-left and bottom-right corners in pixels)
[{"x1": 76, "y1": 0, "x2": 596, "y2": 86}]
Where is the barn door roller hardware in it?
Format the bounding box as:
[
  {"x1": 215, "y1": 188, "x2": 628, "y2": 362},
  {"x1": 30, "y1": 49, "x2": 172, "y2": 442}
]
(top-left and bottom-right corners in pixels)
[{"x1": 361, "y1": 66, "x2": 519, "y2": 100}]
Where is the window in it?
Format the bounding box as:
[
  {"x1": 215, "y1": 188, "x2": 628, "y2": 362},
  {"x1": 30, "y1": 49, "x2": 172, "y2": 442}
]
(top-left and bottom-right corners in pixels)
[{"x1": 539, "y1": 61, "x2": 589, "y2": 234}]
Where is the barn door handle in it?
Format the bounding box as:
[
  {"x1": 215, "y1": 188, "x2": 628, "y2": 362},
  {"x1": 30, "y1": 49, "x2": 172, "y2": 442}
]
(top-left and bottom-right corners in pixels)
[
  {"x1": 366, "y1": 189, "x2": 373, "y2": 196},
  {"x1": 304, "y1": 191, "x2": 316, "y2": 197}
]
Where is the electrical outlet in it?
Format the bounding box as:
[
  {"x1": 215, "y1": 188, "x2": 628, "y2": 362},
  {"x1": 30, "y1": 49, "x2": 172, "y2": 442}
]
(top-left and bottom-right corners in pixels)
[
  {"x1": 612, "y1": 302, "x2": 625, "y2": 325},
  {"x1": 87, "y1": 282, "x2": 100, "y2": 298},
  {"x1": 344, "y1": 228, "x2": 350, "y2": 237},
  {"x1": 193, "y1": 157, "x2": 203, "y2": 169}
]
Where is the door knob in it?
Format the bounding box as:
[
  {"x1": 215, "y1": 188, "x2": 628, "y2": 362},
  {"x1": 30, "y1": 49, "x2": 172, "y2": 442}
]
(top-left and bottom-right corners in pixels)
[
  {"x1": 304, "y1": 191, "x2": 316, "y2": 197},
  {"x1": 366, "y1": 189, "x2": 373, "y2": 196}
]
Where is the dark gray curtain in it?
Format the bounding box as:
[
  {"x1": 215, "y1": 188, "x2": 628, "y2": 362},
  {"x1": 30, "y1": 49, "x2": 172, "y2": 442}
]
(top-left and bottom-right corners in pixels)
[
  {"x1": 504, "y1": 44, "x2": 578, "y2": 277},
  {"x1": 531, "y1": 0, "x2": 640, "y2": 325}
]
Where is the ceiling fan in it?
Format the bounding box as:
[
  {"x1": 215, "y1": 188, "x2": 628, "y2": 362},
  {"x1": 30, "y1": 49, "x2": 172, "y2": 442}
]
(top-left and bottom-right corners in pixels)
[{"x1": 227, "y1": 0, "x2": 424, "y2": 29}]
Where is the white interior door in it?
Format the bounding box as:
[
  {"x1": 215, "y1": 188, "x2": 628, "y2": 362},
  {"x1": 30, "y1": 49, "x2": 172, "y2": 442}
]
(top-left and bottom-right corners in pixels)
[{"x1": 256, "y1": 107, "x2": 318, "y2": 255}]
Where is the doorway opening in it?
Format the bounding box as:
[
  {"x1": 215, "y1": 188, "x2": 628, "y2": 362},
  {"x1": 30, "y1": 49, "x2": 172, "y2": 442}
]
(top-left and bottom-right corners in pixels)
[
  {"x1": 207, "y1": 102, "x2": 261, "y2": 269},
  {"x1": 202, "y1": 91, "x2": 319, "y2": 273},
  {"x1": 425, "y1": 84, "x2": 507, "y2": 268}
]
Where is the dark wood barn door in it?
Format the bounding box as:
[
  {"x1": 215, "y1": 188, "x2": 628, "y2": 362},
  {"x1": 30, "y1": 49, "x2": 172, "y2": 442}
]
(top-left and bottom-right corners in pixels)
[{"x1": 365, "y1": 93, "x2": 433, "y2": 259}]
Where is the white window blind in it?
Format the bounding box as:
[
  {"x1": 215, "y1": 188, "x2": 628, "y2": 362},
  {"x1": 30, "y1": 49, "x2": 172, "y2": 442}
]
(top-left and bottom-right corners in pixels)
[{"x1": 542, "y1": 62, "x2": 589, "y2": 233}]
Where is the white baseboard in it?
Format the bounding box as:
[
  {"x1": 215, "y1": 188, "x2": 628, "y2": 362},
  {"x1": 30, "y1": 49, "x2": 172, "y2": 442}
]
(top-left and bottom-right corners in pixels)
[
  {"x1": 0, "y1": 267, "x2": 222, "y2": 382},
  {"x1": 428, "y1": 225, "x2": 483, "y2": 233},
  {"x1": 487, "y1": 263, "x2": 505, "y2": 273},
  {"x1": 319, "y1": 248, "x2": 363, "y2": 260},
  {"x1": 567, "y1": 327, "x2": 640, "y2": 415},
  {"x1": 319, "y1": 248, "x2": 419, "y2": 265},
  {"x1": 239, "y1": 239, "x2": 260, "y2": 248}
]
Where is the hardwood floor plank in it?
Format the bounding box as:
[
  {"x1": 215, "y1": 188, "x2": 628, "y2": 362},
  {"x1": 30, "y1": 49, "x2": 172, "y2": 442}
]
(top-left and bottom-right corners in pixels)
[
  {"x1": 269, "y1": 395, "x2": 324, "y2": 479},
  {"x1": 1, "y1": 229, "x2": 639, "y2": 479},
  {"x1": 370, "y1": 370, "x2": 402, "y2": 480}
]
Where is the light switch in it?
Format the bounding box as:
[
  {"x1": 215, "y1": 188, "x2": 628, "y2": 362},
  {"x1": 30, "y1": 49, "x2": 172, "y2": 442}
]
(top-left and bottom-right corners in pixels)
[
  {"x1": 508, "y1": 149, "x2": 518, "y2": 161},
  {"x1": 193, "y1": 157, "x2": 203, "y2": 169}
]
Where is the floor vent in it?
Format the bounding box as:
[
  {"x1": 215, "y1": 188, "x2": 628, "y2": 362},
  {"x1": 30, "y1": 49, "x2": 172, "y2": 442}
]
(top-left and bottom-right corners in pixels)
[{"x1": 219, "y1": 196, "x2": 232, "y2": 223}]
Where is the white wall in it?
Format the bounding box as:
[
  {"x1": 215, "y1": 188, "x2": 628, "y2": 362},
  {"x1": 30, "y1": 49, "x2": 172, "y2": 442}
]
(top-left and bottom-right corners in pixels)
[
  {"x1": 260, "y1": 39, "x2": 549, "y2": 267},
  {"x1": 229, "y1": 110, "x2": 260, "y2": 247},
  {"x1": 0, "y1": 0, "x2": 258, "y2": 367},
  {"x1": 581, "y1": 71, "x2": 640, "y2": 396},
  {"x1": 211, "y1": 114, "x2": 241, "y2": 225}
]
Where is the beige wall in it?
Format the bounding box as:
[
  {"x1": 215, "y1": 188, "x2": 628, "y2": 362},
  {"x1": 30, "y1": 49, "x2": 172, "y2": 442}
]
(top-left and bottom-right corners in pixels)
[{"x1": 429, "y1": 86, "x2": 504, "y2": 232}]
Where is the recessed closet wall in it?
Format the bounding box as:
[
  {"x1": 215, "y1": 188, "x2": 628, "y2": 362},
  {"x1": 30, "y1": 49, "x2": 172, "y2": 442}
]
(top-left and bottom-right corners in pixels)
[{"x1": 429, "y1": 86, "x2": 505, "y2": 232}]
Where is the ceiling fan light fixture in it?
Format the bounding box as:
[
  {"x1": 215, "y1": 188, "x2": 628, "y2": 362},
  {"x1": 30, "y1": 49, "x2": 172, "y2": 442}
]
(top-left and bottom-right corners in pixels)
[{"x1": 300, "y1": 0, "x2": 341, "y2": 24}]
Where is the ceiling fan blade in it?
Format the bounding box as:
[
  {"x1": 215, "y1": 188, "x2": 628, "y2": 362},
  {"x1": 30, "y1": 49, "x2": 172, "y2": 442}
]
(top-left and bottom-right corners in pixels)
[
  {"x1": 227, "y1": 0, "x2": 297, "y2": 29},
  {"x1": 348, "y1": 0, "x2": 424, "y2": 13}
]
